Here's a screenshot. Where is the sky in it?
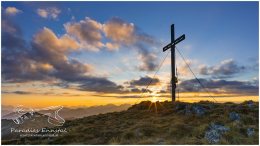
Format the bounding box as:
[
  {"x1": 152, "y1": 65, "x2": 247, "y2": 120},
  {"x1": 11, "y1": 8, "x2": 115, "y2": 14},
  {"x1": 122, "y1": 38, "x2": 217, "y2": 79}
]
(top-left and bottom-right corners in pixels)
[{"x1": 1, "y1": 1, "x2": 259, "y2": 108}]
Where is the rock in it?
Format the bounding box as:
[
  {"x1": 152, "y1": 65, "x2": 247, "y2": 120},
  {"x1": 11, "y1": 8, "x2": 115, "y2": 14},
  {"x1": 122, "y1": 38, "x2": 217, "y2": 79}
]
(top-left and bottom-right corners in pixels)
[
  {"x1": 176, "y1": 104, "x2": 207, "y2": 116},
  {"x1": 204, "y1": 123, "x2": 229, "y2": 144},
  {"x1": 192, "y1": 105, "x2": 206, "y2": 116},
  {"x1": 247, "y1": 128, "x2": 254, "y2": 137},
  {"x1": 205, "y1": 129, "x2": 221, "y2": 144},
  {"x1": 229, "y1": 112, "x2": 240, "y2": 121},
  {"x1": 209, "y1": 123, "x2": 230, "y2": 132}
]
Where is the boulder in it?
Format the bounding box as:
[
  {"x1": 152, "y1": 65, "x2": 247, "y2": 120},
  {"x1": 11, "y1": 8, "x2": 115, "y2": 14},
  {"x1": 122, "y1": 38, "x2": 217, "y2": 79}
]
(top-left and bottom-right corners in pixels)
[
  {"x1": 176, "y1": 104, "x2": 207, "y2": 116},
  {"x1": 209, "y1": 123, "x2": 230, "y2": 132},
  {"x1": 247, "y1": 128, "x2": 254, "y2": 137},
  {"x1": 205, "y1": 129, "x2": 221, "y2": 144},
  {"x1": 229, "y1": 112, "x2": 240, "y2": 121},
  {"x1": 204, "y1": 123, "x2": 229, "y2": 144},
  {"x1": 192, "y1": 105, "x2": 206, "y2": 116}
]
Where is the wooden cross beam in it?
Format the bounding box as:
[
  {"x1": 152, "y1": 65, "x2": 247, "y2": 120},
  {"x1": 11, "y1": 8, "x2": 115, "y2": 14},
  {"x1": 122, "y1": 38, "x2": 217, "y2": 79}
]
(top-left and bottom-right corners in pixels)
[{"x1": 163, "y1": 24, "x2": 185, "y2": 103}]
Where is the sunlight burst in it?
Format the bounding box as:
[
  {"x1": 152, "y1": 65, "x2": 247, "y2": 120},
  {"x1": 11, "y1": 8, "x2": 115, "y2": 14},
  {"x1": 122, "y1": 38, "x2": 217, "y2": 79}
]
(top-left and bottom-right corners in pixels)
[{"x1": 151, "y1": 96, "x2": 159, "y2": 103}]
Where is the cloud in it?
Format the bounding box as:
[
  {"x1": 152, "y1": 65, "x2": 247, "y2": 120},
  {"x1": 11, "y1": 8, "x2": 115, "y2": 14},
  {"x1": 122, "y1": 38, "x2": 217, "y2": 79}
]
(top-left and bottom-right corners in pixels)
[
  {"x1": 103, "y1": 17, "x2": 136, "y2": 45},
  {"x1": 126, "y1": 76, "x2": 160, "y2": 86},
  {"x1": 93, "y1": 94, "x2": 141, "y2": 98},
  {"x1": 103, "y1": 17, "x2": 160, "y2": 47},
  {"x1": 64, "y1": 17, "x2": 104, "y2": 51},
  {"x1": 37, "y1": 9, "x2": 48, "y2": 18},
  {"x1": 1, "y1": 17, "x2": 53, "y2": 82},
  {"x1": 2, "y1": 20, "x2": 19, "y2": 34},
  {"x1": 158, "y1": 90, "x2": 168, "y2": 94},
  {"x1": 77, "y1": 76, "x2": 125, "y2": 93},
  {"x1": 37, "y1": 7, "x2": 61, "y2": 19},
  {"x1": 102, "y1": 18, "x2": 160, "y2": 71},
  {"x1": 2, "y1": 16, "x2": 162, "y2": 94},
  {"x1": 51, "y1": 74, "x2": 126, "y2": 94},
  {"x1": 2, "y1": 91, "x2": 31, "y2": 95},
  {"x1": 102, "y1": 18, "x2": 161, "y2": 71},
  {"x1": 199, "y1": 59, "x2": 246, "y2": 78},
  {"x1": 93, "y1": 94, "x2": 153, "y2": 98},
  {"x1": 4, "y1": 7, "x2": 22, "y2": 15},
  {"x1": 178, "y1": 78, "x2": 258, "y2": 95},
  {"x1": 63, "y1": 17, "x2": 160, "y2": 71},
  {"x1": 130, "y1": 88, "x2": 152, "y2": 93},
  {"x1": 177, "y1": 59, "x2": 193, "y2": 78},
  {"x1": 247, "y1": 57, "x2": 259, "y2": 71},
  {"x1": 33, "y1": 27, "x2": 79, "y2": 52},
  {"x1": 31, "y1": 27, "x2": 96, "y2": 82},
  {"x1": 105, "y1": 42, "x2": 120, "y2": 51},
  {"x1": 2, "y1": 16, "x2": 258, "y2": 96},
  {"x1": 1, "y1": 18, "x2": 126, "y2": 94},
  {"x1": 2, "y1": 19, "x2": 24, "y2": 49},
  {"x1": 137, "y1": 44, "x2": 158, "y2": 71}
]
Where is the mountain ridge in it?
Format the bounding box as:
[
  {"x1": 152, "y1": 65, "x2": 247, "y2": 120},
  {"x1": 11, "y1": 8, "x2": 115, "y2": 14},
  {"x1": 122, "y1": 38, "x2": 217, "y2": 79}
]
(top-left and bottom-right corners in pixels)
[{"x1": 2, "y1": 104, "x2": 131, "y2": 120}]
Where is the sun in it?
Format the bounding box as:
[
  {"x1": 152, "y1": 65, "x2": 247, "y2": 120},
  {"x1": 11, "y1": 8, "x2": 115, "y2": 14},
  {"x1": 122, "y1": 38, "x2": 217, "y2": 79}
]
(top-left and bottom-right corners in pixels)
[{"x1": 151, "y1": 96, "x2": 159, "y2": 103}]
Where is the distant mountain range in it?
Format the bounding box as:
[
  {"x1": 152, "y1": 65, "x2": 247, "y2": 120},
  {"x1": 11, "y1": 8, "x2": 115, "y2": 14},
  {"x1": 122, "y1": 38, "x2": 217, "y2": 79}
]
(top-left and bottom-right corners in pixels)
[{"x1": 2, "y1": 104, "x2": 131, "y2": 120}]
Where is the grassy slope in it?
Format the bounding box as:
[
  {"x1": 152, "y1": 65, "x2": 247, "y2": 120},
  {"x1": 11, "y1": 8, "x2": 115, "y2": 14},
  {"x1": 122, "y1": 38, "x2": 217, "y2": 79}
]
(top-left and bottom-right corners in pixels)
[{"x1": 2, "y1": 100, "x2": 259, "y2": 145}]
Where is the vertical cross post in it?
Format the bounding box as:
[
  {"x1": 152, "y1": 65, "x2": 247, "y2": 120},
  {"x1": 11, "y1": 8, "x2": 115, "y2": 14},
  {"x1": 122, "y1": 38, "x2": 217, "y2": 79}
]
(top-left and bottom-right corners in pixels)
[
  {"x1": 162, "y1": 24, "x2": 185, "y2": 103},
  {"x1": 171, "y1": 24, "x2": 176, "y2": 102}
]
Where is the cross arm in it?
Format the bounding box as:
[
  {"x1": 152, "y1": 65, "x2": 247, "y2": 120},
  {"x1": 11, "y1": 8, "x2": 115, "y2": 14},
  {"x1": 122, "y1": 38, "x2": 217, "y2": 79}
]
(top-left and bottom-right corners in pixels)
[{"x1": 163, "y1": 34, "x2": 185, "y2": 52}]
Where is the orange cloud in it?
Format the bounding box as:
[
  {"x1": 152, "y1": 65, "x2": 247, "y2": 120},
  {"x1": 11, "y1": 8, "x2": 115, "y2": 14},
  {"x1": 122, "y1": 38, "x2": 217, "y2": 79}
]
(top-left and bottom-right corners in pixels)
[
  {"x1": 5, "y1": 7, "x2": 22, "y2": 15},
  {"x1": 103, "y1": 18, "x2": 136, "y2": 45},
  {"x1": 37, "y1": 7, "x2": 61, "y2": 19},
  {"x1": 34, "y1": 27, "x2": 79, "y2": 52},
  {"x1": 64, "y1": 17, "x2": 104, "y2": 51}
]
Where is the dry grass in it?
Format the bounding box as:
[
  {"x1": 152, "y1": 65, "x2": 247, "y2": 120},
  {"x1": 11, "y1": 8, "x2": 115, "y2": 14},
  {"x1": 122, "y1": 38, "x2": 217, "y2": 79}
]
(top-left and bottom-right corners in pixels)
[{"x1": 2, "y1": 100, "x2": 259, "y2": 145}]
